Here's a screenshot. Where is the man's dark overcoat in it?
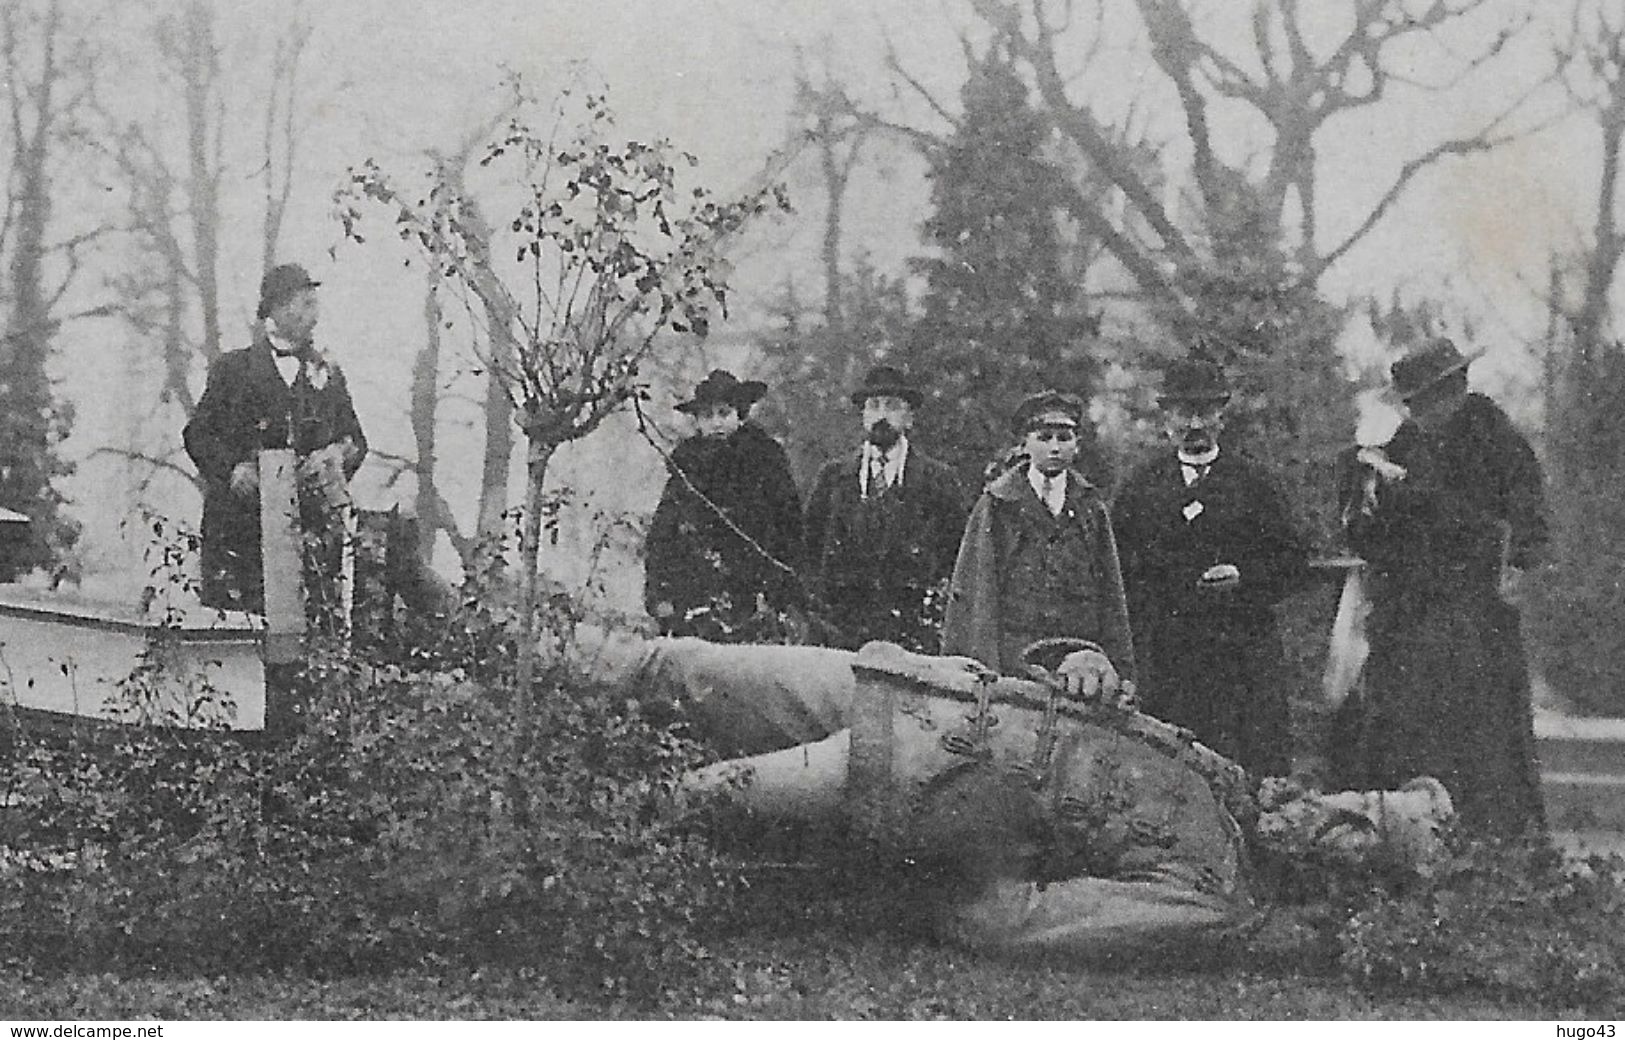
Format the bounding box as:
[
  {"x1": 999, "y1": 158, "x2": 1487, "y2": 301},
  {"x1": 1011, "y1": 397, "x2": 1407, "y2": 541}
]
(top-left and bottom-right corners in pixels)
[
  {"x1": 942, "y1": 467, "x2": 1135, "y2": 680},
  {"x1": 183, "y1": 336, "x2": 367, "y2": 612},
  {"x1": 1113, "y1": 452, "x2": 1310, "y2": 775},
  {"x1": 803, "y1": 446, "x2": 967, "y2": 651},
  {"x1": 1340, "y1": 392, "x2": 1547, "y2": 836},
  {"x1": 644, "y1": 423, "x2": 803, "y2": 640}
]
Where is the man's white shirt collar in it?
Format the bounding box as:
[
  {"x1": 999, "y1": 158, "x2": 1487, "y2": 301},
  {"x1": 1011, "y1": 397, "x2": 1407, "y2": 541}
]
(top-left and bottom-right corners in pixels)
[
  {"x1": 266, "y1": 328, "x2": 333, "y2": 390},
  {"x1": 270, "y1": 345, "x2": 302, "y2": 387},
  {"x1": 1027, "y1": 465, "x2": 1067, "y2": 516},
  {"x1": 860, "y1": 435, "x2": 909, "y2": 499},
  {"x1": 1178, "y1": 445, "x2": 1220, "y2": 486}
]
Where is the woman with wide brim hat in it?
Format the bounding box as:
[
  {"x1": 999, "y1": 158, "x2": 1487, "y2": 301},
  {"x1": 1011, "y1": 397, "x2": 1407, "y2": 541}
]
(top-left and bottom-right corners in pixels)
[
  {"x1": 1334, "y1": 335, "x2": 1549, "y2": 837},
  {"x1": 1388, "y1": 337, "x2": 1484, "y2": 404},
  {"x1": 675, "y1": 369, "x2": 769, "y2": 416},
  {"x1": 645, "y1": 369, "x2": 804, "y2": 641}
]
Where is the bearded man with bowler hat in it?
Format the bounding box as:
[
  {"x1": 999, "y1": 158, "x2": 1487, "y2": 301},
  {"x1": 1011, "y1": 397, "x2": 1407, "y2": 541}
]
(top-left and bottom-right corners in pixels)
[
  {"x1": 644, "y1": 369, "x2": 803, "y2": 641},
  {"x1": 1112, "y1": 358, "x2": 1310, "y2": 775},
  {"x1": 804, "y1": 366, "x2": 968, "y2": 651},
  {"x1": 1338, "y1": 337, "x2": 1547, "y2": 836},
  {"x1": 942, "y1": 390, "x2": 1135, "y2": 680},
  {"x1": 184, "y1": 263, "x2": 367, "y2": 613}
]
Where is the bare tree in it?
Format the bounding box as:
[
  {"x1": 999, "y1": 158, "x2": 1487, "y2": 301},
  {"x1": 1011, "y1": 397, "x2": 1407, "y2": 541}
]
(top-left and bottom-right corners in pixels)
[
  {"x1": 1556, "y1": 0, "x2": 1625, "y2": 359},
  {"x1": 406, "y1": 277, "x2": 477, "y2": 568},
  {"x1": 962, "y1": 0, "x2": 1536, "y2": 328},
  {"x1": 107, "y1": 1, "x2": 233, "y2": 426},
  {"x1": 0, "y1": 0, "x2": 111, "y2": 573},
  {"x1": 1526, "y1": 1, "x2": 1625, "y2": 716},
  {"x1": 98, "y1": 4, "x2": 319, "y2": 518},
  {"x1": 793, "y1": 68, "x2": 875, "y2": 332},
  {"x1": 259, "y1": 15, "x2": 311, "y2": 275}
]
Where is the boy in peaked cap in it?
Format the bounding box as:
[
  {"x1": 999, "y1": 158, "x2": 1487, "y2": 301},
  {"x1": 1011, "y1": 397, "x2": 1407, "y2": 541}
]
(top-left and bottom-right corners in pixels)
[{"x1": 942, "y1": 389, "x2": 1135, "y2": 682}]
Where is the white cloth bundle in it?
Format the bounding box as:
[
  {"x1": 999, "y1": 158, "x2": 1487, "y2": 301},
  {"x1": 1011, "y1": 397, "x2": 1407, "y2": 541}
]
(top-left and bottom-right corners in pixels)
[{"x1": 1323, "y1": 566, "x2": 1371, "y2": 707}]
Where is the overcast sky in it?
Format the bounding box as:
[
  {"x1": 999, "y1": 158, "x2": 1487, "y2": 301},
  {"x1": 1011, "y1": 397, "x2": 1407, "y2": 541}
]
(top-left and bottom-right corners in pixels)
[{"x1": 52, "y1": 0, "x2": 1613, "y2": 590}]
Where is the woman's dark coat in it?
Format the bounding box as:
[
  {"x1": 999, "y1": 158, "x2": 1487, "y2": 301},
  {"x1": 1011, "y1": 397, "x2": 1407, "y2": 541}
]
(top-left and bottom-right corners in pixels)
[
  {"x1": 1340, "y1": 392, "x2": 1547, "y2": 836},
  {"x1": 183, "y1": 336, "x2": 367, "y2": 612},
  {"x1": 644, "y1": 423, "x2": 803, "y2": 639},
  {"x1": 1112, "y1": 452, "x2": 1310, "y2": 776}
]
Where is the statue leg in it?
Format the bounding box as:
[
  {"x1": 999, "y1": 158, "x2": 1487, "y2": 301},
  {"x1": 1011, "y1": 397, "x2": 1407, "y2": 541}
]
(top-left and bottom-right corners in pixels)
[
  {"x1": 682, "y1": 730, "x2": 850, "y2": 824},
  {"x1": 943, "y1": 874, "x2": 1244, "y2": 956},
  {"x1": 572, "y1": 628, "x2": 857, "y2": 756}
]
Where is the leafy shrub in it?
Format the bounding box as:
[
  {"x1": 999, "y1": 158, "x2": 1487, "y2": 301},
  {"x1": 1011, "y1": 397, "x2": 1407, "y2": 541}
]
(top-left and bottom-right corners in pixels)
[
  {"x1": 0, "y1": 543, "x2": 742, "y2": 1004},
  {"x1": 1337, "y1": 837, "x2": 1625, "y2": 1010}
]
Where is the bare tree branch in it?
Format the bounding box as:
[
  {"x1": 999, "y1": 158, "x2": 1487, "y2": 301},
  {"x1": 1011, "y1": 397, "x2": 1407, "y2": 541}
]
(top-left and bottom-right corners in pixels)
[{"x1": 88, "y1": 447, "x2": 199, "y2": 490}]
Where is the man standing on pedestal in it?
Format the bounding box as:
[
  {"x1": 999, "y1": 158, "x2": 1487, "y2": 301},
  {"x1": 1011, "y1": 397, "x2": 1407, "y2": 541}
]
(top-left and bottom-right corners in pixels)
[
  {"x1": 1112, "y1": 358, "x2": 1310, "y2": 775},
  {"x1": 184, "y1": 263, "x2": 367, "y2": 614}
]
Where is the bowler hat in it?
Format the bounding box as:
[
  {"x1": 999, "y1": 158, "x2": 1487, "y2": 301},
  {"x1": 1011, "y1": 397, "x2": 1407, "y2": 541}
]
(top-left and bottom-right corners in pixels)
[
  {"x1": 1390, "y1": 337, "x2": 1482, "y2": 401},
  {"x1": 1158, "y1": 357, "x2": 1231, "y2": 404},
  {"x1": 850, "y1": 365, "x2": 924, "y2": 407},
  {"x1": 257, "y1": 263, "x2": 321, "y2": 319},
  {"x1": 1012, "y1": 389, "x2": 1085, "y2": 432},
  {"x1": 675, "y1": 369, "x2": 768, "y2": 414}
]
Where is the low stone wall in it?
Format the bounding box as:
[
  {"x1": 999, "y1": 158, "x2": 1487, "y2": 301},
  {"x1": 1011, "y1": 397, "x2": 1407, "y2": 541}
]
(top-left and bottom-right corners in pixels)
[{"x1": 1537, "y1": 709, "x2": 1625, "y2": 856}]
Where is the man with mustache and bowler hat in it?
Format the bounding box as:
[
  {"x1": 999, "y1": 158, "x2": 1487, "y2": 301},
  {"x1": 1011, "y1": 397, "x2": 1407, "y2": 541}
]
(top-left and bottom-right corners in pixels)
[
  {"x1": 803, "y1": 366, "x2": 968, "y2": 651},
  {"x1": 183, "y1": 263, "x2": 367, "y2": 614},
  {"x1": 1111, "y1": 357, "x2": 1310, "y2": 776}
]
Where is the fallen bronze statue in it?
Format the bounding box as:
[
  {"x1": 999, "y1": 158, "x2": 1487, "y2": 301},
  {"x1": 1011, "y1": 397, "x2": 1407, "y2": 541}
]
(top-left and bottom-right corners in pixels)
[{"x1": 577, "y1": 631, "x2": 1454, "y2": 956}]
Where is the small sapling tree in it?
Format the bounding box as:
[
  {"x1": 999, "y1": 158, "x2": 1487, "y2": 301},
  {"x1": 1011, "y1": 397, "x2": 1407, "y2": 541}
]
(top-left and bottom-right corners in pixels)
[{"x1": 335, "y1": 90, "x2": 786, "y2": 746}]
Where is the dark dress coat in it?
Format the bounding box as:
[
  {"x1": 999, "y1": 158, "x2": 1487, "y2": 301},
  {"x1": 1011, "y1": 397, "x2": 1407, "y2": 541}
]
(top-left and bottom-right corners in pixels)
[
  {"x1": 183, "y1": 336, "x2": 367, "y2": 612},
  {"x1": 1340, "y1": 392, "x2": 1547, "y2": 836},
  {"x1": 942, "y1": 467, "x2": 1135, "y2": 680},
  {"x1": 803, "y1": 442, "x2": 967, "y2": 651},
  {"x1": 1113, "y1": 451, "x2": 1310, "y2": 775},
  {"x1": 644, "y1": 423, "x2": 803, "y2": 640}
]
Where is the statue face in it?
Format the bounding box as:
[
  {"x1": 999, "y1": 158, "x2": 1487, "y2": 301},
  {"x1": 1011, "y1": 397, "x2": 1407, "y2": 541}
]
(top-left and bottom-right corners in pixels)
[{"x1": 1162, "y1": 398, "x2": 1226, "y2": 456}]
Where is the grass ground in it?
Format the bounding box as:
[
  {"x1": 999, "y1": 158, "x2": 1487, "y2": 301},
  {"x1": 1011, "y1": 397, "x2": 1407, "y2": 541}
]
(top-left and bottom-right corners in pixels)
[
  {"x1": 0, "y1": 872, "x2": 1577, "y2": 1021},
  {"x1": 0, "y1": 934, "x2": 1565, "y2": 1021}
]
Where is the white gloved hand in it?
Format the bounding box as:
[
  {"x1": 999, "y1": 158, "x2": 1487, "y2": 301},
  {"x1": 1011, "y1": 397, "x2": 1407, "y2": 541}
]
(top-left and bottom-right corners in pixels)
[
  {"x1": 1055, "y1": 648, "x2": 1121, "y2": 704},
  {"x1": 299, "y1": 443, "x2": 352, "y2": 509},
  {"x1": 229, "y1": 460, "x2": 259, "y2": 497},
  {"x1": 1197, "y1": 562, "x2": 1241, "y2": 593},
  {"x1": 1356, "y1": 446, "x2": 1407, "y2": 483}
]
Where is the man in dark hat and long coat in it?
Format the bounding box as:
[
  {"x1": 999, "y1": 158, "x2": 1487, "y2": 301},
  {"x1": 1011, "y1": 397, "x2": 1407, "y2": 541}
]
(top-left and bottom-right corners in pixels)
[
  {"x1": 644, "y1": 369, "x2": 803, "y2": 641},
  {"x1": 943, "y1": 390, "x2": 1135, "y2": 680},
  {"x1": 1339, "y1": 337, "x2": 1547, "y2": 836},
  {"x1": 1112, "y1": 358, "x2": 1310, "y2": 775},
  {"x1": 804, "y1": 366, "x2": 968, "y2": 651},
  {"x1": 184, "y1": 263, "x2": 367, "y2": 613}
]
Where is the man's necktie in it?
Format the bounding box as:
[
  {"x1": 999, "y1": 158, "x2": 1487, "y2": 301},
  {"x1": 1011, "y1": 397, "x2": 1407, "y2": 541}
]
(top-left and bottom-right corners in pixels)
[
  {"x1": 1042, "y1": 475, "x2": 1062, "y2": 517},
  {"x1": 870, "y1": 452, "x2": 890, "y2": 495}
]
